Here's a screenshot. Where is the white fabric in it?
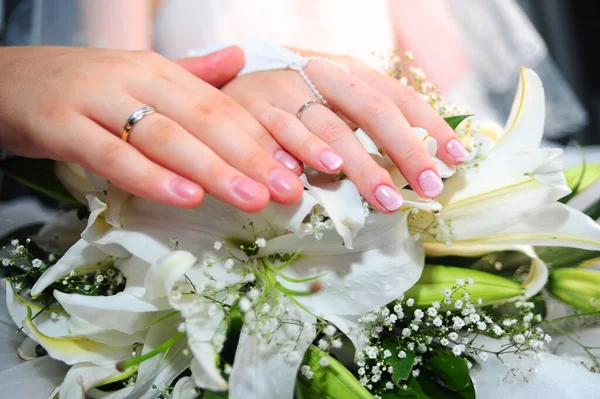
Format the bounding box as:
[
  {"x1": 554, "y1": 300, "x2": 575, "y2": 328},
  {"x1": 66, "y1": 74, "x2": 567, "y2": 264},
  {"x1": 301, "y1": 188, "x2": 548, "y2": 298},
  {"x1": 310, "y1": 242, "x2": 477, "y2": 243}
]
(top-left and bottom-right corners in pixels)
[{"x1": 188, "y1": 40, "x2": 307, "y2": 77}]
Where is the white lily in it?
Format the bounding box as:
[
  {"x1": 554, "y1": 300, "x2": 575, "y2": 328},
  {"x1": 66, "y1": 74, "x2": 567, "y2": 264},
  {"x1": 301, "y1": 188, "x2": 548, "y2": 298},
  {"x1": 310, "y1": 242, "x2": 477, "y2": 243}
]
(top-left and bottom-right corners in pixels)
[{"x1": 407, "y1": 68, "x2": 600, "y2": 297}]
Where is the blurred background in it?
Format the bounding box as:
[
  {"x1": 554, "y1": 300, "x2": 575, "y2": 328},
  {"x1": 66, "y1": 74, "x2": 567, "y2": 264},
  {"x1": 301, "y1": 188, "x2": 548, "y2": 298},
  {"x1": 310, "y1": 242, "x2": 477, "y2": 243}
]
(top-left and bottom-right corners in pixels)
[{"x1": 1, "y1": 0, "x2": 599, "y2": 223}]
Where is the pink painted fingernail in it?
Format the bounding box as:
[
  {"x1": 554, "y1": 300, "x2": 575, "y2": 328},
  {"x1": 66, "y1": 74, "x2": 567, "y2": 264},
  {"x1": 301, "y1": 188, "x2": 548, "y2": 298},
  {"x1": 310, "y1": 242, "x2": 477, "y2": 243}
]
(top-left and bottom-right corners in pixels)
[
  {"x1": 375, "y1": 185, "x2": 404, "y2": 211},
  {"x1": 170, "y1": 179, "x2": 202, "y2": 200},
  {"x1": 418, "y1": 170, "x2": 444, "y2": 197},
  {"x1": 232, "y1": 177, "x2": 262, "y2": 201},
  {"x1": 274, "y1": 149, "x2": 301, "y2": 171},
  {"x1": 269, "y1": 169, "x2": 296, "y2": 193},
  {"x1": 447, "y1": 139, "x2": 469, "y2": 162},
  {"x1": 320, "y1": 151, "x2": 344, "y2": 172}
]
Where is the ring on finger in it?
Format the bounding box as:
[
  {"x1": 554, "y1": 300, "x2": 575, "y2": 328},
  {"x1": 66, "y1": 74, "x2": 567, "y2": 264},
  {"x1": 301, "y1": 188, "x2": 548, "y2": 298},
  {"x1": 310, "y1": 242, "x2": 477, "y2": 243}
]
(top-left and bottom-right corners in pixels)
[
  {"x1": 121, "y1": 106, "x2": 158, "y2": 142},
  {"x1": 296, "y1": 100, "x2": 327, "y2": 119}
]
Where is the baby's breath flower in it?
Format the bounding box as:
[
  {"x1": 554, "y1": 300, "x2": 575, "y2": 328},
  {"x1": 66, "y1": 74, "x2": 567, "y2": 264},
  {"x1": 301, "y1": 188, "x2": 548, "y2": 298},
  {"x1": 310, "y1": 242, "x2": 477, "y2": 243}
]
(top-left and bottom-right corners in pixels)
[
  {"x1": 324, "y1": 324, "x2": 337, "y2": 337},
  {"x1": 213, "y1": 241, "x2": 223, "y2": 250},
  {"x1": 452, "y1": 344, "x2": 465, "y2": 356},
  {"x1": 239, "y1": 297, "x2": 252, "y2": 312},
  {"x1": 300, "y1": 365, "x2": 313, "y2": 379},
  {"x1": 398, "y1": 350, "x2": 407, "y2": 359},
  {"x1": 254, "y1": 238, "x2": 266, "y2": 248},
  {"x1": 406, "y1": 298, "x2": 414, "y2": 307}
]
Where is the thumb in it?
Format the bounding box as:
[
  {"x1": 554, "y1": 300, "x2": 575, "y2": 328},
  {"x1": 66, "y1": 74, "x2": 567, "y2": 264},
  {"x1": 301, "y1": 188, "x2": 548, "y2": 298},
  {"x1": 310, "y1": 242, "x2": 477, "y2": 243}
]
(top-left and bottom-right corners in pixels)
[{"x1": 176, "y1": 46, "x2": 245, "y2": 88}]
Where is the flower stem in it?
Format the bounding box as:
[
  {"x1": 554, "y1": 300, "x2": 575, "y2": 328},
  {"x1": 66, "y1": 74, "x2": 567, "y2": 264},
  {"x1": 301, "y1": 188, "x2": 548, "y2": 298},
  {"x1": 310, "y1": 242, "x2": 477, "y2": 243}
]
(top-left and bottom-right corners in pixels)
[{"x1": 116, "y1": 332, "x2": 185, "y2": 371}]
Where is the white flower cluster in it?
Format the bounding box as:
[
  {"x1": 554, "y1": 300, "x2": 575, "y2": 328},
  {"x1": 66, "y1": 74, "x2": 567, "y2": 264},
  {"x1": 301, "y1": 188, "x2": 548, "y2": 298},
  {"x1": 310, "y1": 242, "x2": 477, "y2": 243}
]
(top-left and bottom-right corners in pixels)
[{"x1": 352, "y1": 280, "x2": 551, "y2": 396}]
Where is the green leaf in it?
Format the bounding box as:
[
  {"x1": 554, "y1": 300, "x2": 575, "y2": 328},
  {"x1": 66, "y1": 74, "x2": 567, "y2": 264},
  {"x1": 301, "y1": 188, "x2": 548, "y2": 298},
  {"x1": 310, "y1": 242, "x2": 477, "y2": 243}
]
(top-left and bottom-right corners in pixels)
[
  {"x1": 584, "y1": 197, "x2": 600, "y2": 220},
  {"x1": 382, "y1": 339, "x2": 415, "y2": 385},
  {"x1": 418, "y1": 373, "x2": 475, "y2": 399},
  {"x1": 424, "y1": 354, "x2": 470, "y2": 391},
  {"x1": 296, "y1": 346, "x2": 372, "y2": 399},
  {"x1": 0, "y1": 157, "x2": 79, "y2": 204},
  {"x1": 444, "y1": 115, "x2": 472, "y2": 131}
]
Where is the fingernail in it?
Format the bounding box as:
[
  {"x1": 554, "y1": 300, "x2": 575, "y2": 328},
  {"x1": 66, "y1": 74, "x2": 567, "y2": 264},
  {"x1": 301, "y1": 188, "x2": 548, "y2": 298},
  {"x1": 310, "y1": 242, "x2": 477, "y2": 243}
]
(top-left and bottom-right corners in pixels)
[
  {"x1": 232, "y1": 177, "x2": 262, "y2": 201},
  {"x1": 418, "y1": 170, "x2": 444, "y2": 197},
  {"x1": 375, "y1": 185, "x2": 404, "y2": 211},
  {"x1": 320, "y1": 151, "x2": 344, "y2": 172},
  {"x1": 171, "y1": 179, "x2": 202, "y2": 200},
  {"x1": 269, "y1": 169, "x2": 296, "y2": 193},
  {"x1": 274, "y1": 149, "x2": 301, "y2": 171},
  {"x1": 447, "y1": 139, "x2": 469, "y2": 162}
]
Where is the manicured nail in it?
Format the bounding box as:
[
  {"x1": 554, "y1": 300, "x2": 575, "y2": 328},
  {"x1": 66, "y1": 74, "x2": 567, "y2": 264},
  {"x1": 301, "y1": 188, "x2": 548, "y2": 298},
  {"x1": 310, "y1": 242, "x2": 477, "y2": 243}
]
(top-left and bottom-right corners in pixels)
[
  {"x1": 171, "y1": 179, "x2": 202, "y2": 200},
  {"x1": 375, "y1": 185, "x2": 404, "y2": 211},
  {"x1": 418, "y1": 170, "x2": 443, "y2": 197},
  {"x1": 269, "y1": 169, "x2": 297, "y2": 193},
  {"x1": 447, "y1": 139, "x2": 469, "y2": 162},
  {"x1": 320, "y1": 151, "x2": 344, "y2": 172},
  {"x1": 232, "y1": 177, "x2": 262, "y2": 201},
  {"x1": 274, "y1": 149, "x2": 301, "y2": 171}
]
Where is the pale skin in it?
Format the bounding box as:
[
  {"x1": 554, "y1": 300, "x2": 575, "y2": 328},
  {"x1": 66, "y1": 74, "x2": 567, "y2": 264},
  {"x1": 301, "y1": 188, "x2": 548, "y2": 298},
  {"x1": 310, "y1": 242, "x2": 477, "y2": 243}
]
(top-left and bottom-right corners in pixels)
[
  {"x1": 0, "y1": 1, "x2": 470, "y2": 213},
  {"x1": 0, "y1": 46, "x2": 304, "y2": 212}
]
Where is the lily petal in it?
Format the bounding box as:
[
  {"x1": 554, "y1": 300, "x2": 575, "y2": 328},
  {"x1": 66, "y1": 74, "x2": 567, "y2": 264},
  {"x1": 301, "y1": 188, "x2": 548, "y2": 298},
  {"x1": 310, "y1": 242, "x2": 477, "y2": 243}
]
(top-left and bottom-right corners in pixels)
[
  {"x1": 494, "y1": 67, "x2": 545, "y2": 155},
  {"x1": 228, "y1": 304, "x2": 315, "y2": 399},
  {"x1": 35, "y1": 210, "x2": 87, "y2": 255},
  {"x1": 261, "y1": 190, "x2": 318, "y2": 237},
  {"x1": 21, "y1": 307, "x2": 132, "y2": 365},
  {"x1": 59, "y1": 363, "x2": 126, "y2": 399},
  {"x1": 260, "y1": 212, "x2": 424, "y2": 316},
  {"x1": 31, "y1": 239, "x2": 112, "y2": 297},
  {"x1": 427, "y1": 149, "x2": 569, "y2": 241},
  {"x1": 53, "y1": 290, "x2": 168, "y2": 335},
  {"x1": 302, "y1": 174, "x2": 365, "y2": 249}
]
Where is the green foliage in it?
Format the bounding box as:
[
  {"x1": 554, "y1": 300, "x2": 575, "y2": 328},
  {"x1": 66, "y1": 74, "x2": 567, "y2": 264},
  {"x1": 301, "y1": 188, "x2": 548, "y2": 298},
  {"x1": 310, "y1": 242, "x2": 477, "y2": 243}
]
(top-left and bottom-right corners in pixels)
[
  {"x1": 382, "y1": 339, "x2": 415, "y2": 386},
  {"x1": 0, "y1": 157, "x2": 79, "y2": 204},
  {"x1": 444, "y1": 115, "x2": 472, "y2": 130},
  {"x1": 424, "y1": 353, "x2": 470, "y2": 391}
]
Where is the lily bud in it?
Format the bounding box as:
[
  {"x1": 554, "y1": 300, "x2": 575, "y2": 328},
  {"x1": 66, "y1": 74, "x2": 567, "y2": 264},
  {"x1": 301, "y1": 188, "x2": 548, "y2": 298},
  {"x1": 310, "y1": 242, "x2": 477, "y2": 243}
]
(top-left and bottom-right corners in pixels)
[
  {"x1": 548, "y1": 268, "x2": 600, "y2": 312},
  {"x1": 404, "y1": 265, "x2": 523, "y2": 308},
  {"x1": 296, "y1": 346, "x2": 371, "y2": 399}
]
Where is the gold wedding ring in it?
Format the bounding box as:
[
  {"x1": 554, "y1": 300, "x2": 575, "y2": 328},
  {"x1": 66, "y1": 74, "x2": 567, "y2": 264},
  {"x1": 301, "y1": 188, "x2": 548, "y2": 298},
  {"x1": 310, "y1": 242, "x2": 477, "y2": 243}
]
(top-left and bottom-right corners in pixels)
[{"x1": 121, "y1": 106, "x2": 157, "y2": 142}]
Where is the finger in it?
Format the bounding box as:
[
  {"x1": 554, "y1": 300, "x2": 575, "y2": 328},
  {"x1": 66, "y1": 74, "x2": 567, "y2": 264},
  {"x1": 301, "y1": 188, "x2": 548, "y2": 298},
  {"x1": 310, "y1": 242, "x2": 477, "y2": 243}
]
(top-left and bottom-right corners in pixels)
[
  {"x1": 352, "y1": 65, "x2": 468, "y2": 164},
  {"x1": 155, "y1": 64, "x2": 302, "y2": 173},
  {"x1": 59, "y1": 114, "x2": 205, "y2": 208},
  {"x1": 175, "y1": 46, "x2": 245, "y2": 88},
  {"x1": 86, "y1": 96, "x2": 271, "y2": 213},
  {"x1": 250, "y1": 103, "x2": 344, "y2": 174},
  {"x1": 305, "y1": 62, "x2": 444, "y2": 199},
  {"x1": 134, "y1": 81, "x2": 304, "y2": 205},
  {"x1": 274, "y1": 93, "x2": 403, "y2": 213}
]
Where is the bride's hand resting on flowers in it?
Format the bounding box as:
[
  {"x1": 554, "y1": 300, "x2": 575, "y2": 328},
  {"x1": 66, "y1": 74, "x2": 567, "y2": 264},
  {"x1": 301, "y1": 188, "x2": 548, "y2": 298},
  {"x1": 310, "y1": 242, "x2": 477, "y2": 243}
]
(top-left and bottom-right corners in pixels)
[
  {"x1": 0, "y1": 46, "x2": 305, "y2": 212},
  {"x1": 221, "y1": 50, "x2": 469, "y2": 213}
]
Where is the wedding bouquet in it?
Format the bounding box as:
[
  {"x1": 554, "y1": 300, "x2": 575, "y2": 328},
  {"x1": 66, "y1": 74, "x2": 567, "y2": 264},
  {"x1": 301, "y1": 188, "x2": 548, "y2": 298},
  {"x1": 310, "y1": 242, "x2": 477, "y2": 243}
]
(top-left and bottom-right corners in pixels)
[{"x1": 1, "y1": 51, "x2": 600, "y2": 399}]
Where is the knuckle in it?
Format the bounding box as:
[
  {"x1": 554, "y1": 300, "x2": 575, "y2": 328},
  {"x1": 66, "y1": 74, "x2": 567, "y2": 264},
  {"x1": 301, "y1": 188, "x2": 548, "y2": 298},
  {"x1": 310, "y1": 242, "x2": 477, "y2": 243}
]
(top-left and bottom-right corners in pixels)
[
  {"x1": 241, "y1": 149, "x2": 271, "y2": 170},
  {"x1": 146, "y1": 117, "x2": 179, "y2": 146},
  {"x1": 267, "y1": 112, "x2": 293, "y2": 134},
  {"x1": 402, "y1": 143, "x2": 429, "y2": 163},
  {"x1": 213, "y1": 93, "x2": 239, "y2": 112},
  {"x1": 318, "y1": 119, "x2": 350, "y2": 145},
  {"x1": 396, "y1": 89, "x2": 422, "y2": 109},
  {"x1": 192, "y1": 101, "x2": 216, "y2": 119},
  {"x1": 365, "y1": 96, "x2": 397, "y2": 122}
]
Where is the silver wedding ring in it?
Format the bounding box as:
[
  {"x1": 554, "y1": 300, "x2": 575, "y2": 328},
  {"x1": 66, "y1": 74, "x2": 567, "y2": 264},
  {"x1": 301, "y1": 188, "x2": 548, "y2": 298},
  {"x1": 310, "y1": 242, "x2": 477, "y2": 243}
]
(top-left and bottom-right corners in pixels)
[
  {"x1": 121, "y1": 106, "x2": 157, "y2": 142},
  {"x1": 296, "y1": 100, "x2": 323, "y2": 119}
]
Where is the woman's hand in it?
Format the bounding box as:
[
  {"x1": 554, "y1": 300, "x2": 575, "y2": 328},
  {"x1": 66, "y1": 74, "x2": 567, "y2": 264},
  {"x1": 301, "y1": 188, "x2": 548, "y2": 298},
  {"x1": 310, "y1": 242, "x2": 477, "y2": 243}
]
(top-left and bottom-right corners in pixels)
[
  {"x1": 221, "y1": 51, "x2": 469, "y2": 213},
  {"x1": 0, "y1": 46, "x2": 305, "y2": 212}
]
